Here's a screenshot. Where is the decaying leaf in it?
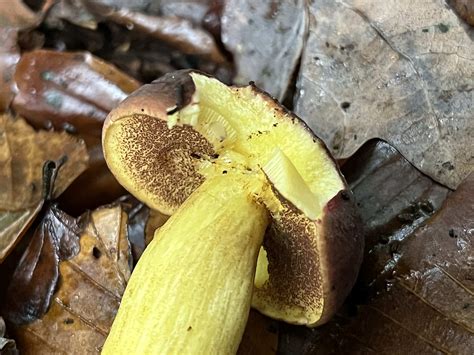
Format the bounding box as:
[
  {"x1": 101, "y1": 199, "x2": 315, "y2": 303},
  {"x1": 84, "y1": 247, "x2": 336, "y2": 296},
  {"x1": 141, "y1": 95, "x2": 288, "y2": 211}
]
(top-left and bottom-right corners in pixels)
[
  {"x1": 4, "y1": 204, "x2": 132, "y2": 353},
  {"x1": 279, "y1": 171, "x2": 474, "y2": 354},
  {"x1": 44, "y1": 0, "x2": 166, "y2": 30},
  {"x1": 0, "y1": 0, "x2": 55, "y2": 31},
  {"x1": 221, "y1": 0, "x2": 307, "y2": 100},
  {"x1": 295, "y1": 0, "x2": 473, "y2": 189},
  {"x1": 158, "y1": 0, "x2": 217, "y2": 28},
  {"x1": 0, "y1": 114, "x2": 88, "y2": 211}
]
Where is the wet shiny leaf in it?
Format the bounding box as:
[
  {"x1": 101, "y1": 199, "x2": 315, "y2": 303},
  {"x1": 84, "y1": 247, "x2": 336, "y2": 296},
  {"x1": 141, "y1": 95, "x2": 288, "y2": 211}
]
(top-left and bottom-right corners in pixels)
[
  {"x1": 12, "y1": 49, "x2": 140, "y2": 137},
  {"x1": 295, "y1": 0, "x2": 474, "y2": 189}
]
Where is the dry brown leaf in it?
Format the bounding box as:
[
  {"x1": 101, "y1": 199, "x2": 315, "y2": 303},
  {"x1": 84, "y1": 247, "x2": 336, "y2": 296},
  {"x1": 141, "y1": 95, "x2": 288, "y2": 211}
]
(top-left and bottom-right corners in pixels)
[
  {"x1": 295, "y1": 0, "x2": 473, "y2": 189},
  {"x1": 279, "y1": 171, "x2": 474, "y2": 354},
  {"x1": 3, "y1": 205, "x2": 82, "y2": 325},
  {"x1": 221, "y1": 0, "x2": 307, "y2": 100},
  {"x1": 5, "y1": 204, "x2": 131, "y2": 354},
  {"x1": 0, "y1": 114, "x2": 88, "y2": 211},
  {"x1": 0, "y1": 205, "x2": 42, "y2": 264}
]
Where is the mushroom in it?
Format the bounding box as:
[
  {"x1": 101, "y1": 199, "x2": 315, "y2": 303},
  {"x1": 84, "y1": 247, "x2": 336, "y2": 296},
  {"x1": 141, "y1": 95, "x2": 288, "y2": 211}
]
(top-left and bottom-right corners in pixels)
[{"x1": 101, "y1": 70, "x2": 364, "y2": 354}]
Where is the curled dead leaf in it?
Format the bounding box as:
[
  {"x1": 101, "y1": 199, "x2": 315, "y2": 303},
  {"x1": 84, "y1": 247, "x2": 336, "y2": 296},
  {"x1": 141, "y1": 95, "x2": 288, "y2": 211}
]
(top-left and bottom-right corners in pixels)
[
  {"x1": 295, "y1": 0, "x2": 474, "y2": 189},
  {"x1": 4, "y1": 204, "x2": 132, "y2": 353}
]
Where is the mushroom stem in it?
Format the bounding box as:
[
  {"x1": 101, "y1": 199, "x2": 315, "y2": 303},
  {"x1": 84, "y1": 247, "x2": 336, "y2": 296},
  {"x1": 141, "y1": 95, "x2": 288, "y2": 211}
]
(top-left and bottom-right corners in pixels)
[{"x1": 102, "y1": 175, "x2": 269, "y2": 354}]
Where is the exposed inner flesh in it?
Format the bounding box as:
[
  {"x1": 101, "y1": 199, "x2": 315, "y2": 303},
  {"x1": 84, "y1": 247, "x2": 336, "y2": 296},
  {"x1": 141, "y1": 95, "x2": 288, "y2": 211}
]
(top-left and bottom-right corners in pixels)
[
  {"x1": 181, "y1": 73, "x2": 344, "y2": 220},
  {"x1": 184, "y1": 74, "x2": 345, "y2": 324}
]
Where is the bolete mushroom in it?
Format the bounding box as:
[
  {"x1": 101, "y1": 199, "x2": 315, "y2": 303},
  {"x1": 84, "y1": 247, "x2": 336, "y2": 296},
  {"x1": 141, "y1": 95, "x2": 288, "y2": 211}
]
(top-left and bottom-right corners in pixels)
[{"x1": 101, "y1": 70, "x2": 364, "y2": 354}]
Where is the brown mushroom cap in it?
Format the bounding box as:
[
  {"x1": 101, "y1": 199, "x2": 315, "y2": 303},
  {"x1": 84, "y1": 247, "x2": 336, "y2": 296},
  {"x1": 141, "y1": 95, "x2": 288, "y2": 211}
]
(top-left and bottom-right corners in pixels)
[{"x1": 102, "y1": 70, "x2": 364, "y2": 326}]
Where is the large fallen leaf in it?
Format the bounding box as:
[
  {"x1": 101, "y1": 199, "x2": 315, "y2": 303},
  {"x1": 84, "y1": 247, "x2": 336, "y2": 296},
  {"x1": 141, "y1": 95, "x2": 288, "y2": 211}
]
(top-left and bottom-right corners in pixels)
[
  {"x1": 221, "y1": 0, "x2": 307, "y2": 100},
  {"x1": 0, "y1": 114, "x2": 88, "y2": 211},
  {"x1": 341, "y1": 140, "x2": 450, "y2": 291},
  {"x1": 279, "y1": 171, "x2": 474, "y2": 354},
  {"x1": 295, "y1": 0, "x2": 473, "y2": 189},
  {"x1": 4, "y1": 204, "x2": 131, "y2": 353}
]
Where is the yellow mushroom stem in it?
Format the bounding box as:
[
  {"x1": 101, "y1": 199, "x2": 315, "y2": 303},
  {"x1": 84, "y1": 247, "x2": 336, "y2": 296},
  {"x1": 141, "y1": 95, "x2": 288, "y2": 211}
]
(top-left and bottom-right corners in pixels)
[{"x1": 102, "y1": 175, "x2": 269, "y2": 355}]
